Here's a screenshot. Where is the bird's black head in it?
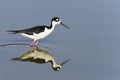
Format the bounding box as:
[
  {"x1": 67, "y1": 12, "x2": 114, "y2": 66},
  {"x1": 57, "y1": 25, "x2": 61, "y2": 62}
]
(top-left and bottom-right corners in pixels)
[
  {"x1": 52, "y1": 66, "x2": 61, "y2": 71},
  {"x1": 51, "y1": 17, "x2": 70, "y2": 29},
  {"x1": 52, "y1": 17, "x2": 60, "y2": 22}
]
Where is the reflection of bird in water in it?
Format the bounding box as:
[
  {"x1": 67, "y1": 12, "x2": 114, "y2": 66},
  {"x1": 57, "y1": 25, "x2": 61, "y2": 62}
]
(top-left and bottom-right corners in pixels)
[{"x1": 12, "y1": 47, "x2": 70, "y2": 71}]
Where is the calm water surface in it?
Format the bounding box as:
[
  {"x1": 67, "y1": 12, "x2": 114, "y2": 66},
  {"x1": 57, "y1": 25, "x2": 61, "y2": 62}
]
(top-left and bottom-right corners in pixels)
[{"x1": 0, "y1": 0, "x2": 120, "y2": 80}]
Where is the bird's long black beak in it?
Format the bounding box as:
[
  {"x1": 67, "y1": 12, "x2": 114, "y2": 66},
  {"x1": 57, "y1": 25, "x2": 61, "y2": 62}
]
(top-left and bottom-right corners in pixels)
[
  {"x1": 60, "y1": 22, "x2": 70, "y2": 29},
  {"x1": 60, "y1": 59, "x2": 70, "y2": 66}
]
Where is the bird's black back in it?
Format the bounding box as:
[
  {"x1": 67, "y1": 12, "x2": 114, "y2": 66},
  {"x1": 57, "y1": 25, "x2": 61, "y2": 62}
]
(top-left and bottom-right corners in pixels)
[
  {"x1": 7, "y1": 26, "x2": 47, "y2": 35},
  {"x1": 22, "y1": 26, "x2": 46, "y2": 35}
]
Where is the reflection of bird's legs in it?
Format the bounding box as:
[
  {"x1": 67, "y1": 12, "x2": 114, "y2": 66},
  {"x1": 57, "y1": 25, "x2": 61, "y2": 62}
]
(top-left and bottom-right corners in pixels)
[
  {"x1": 35, "y1": 40, "x2": 39, "y2": 47},
  {"x1": 30, "y1": 40, "x2": 36, "y2": 47}
]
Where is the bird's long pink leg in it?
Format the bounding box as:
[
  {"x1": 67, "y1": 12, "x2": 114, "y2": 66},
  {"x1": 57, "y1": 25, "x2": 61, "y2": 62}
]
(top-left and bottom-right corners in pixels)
[{"x1": 30, "y1": 40, "x2": 36, "y2": 47}]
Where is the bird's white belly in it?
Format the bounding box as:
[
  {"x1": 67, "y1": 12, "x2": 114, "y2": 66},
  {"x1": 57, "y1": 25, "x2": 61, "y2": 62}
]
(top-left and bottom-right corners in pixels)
[
  {"x1": 34, "y1": 29, "x2": 52, "y2": 40},
  {"x1": 20, "y1": 28, "x2": 54, "y2": 40}
]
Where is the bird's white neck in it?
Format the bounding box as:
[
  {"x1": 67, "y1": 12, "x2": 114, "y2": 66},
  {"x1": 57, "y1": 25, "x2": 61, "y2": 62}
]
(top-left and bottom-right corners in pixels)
[
  {"x1": 51, "y1": 20, "x2": 60, "y2": 29},
  {"x1": 51, "y1": 60, "x2": 61, "y2": 68}
]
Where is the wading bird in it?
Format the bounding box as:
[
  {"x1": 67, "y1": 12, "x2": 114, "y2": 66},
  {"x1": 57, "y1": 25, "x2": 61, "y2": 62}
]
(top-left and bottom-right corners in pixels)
[{"x1": 7, "y1": 17, "x2": 69, "y2": 47}]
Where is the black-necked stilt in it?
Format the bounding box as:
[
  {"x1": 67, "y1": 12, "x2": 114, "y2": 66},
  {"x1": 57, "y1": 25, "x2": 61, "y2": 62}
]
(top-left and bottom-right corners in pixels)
[
  {"x1": 7, "y1": 17, "x2": 69, "y2": 47},
  {"x1": 12, "y1": 47, "x2": 70, "y2": 71}
]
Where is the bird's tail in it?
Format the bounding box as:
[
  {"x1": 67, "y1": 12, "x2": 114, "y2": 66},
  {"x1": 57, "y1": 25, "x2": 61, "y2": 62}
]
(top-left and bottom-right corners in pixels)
[
  {"x1": 11, "y1": 57, "x2": 21, "y2": 61},
  {"x1": 7, "y1": 30, "x2": 21, "y2": 34}
]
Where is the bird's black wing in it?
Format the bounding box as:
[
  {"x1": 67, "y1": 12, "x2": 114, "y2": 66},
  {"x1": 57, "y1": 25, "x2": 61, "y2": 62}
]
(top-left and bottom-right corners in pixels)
[
  {"x1": 11, "y1": 57, "x2": 46, "y2": 64},
  {"x1": 23, "y1": 26, "x2": 46, "y2": 35},
  {"x1": 7, "y1": 26, "x2": 46, "y2": 35}
]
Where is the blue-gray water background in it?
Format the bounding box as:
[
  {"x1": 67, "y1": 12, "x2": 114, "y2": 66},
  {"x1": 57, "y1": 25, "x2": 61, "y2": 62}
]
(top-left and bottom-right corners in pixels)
[{"x1": 0, "y1": 0, "x2": 120, "y2": 80}]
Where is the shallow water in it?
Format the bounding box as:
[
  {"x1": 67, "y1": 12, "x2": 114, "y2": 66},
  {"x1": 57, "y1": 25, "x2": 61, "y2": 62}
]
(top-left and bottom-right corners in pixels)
[{"x1": 0, "y1": 0, "x2": 120, "y2": 80}]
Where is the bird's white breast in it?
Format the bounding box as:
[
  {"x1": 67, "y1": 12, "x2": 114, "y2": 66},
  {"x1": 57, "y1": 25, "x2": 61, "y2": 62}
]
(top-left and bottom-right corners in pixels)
[{"x1": 33, "y1": 27, "x2": 54, "y2": 40}]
